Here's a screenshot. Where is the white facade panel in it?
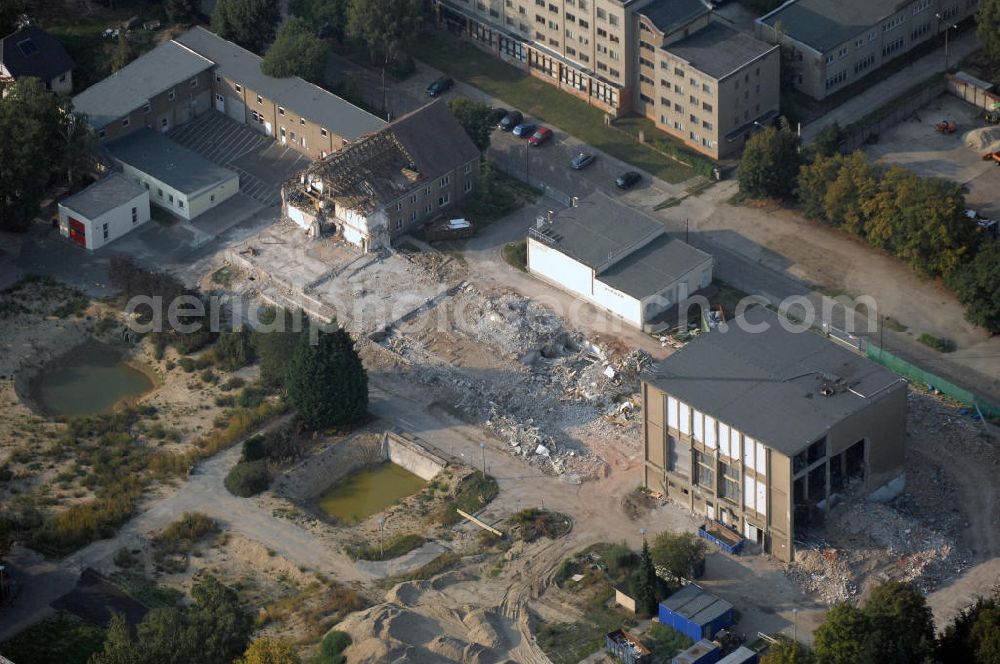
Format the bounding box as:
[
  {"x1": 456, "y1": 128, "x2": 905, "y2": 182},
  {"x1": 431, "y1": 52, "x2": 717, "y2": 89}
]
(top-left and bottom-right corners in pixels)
[
  {"x1": 755, "y1": 482, "x2": 767, "y2": 515},
  {"x1": 678, "y1": 402, "x2": 690, "y2": 434},
  {"x1": 744, "y1": 476, "x2": 755, "y2": 509},
  {"x1": 188, "y1": 176, "x2": 239, "y2": 218},
  {"x1": 705, "y1": 415, "x2": 716, "y2": 449},
  {"x1": 755, "y1": 442, "x2": 767, "y2": 476},
  {"x1": 527, "y1": 239, "x2": 594, "y2": 300},
  {"x1": 592, "y1": 279, "x2": 642, "y2": 326},
  {"x1": 693, "y1": 410, "x2": 703, "y2": 443},
  {"x1": 667, "y1": 396, "x2": 678, "y2": 429}
]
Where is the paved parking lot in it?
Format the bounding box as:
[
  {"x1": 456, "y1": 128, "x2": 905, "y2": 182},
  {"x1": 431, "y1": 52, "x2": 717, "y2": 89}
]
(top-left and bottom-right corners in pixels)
[
  {"x1": 865, "y1": 93, "x2": 1000, "y2": 219},
  {"x1": 169, "y1": 112, "x2": 311, "y2": 207}
]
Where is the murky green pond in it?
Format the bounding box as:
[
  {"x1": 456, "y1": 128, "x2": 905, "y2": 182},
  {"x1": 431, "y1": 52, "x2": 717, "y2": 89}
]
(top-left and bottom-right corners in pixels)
[
  {"x1": 32, "y1": 343, "x2": 154, "y2": 417},
  {"x1": 316, "y1": 463, "x2": 426, "y2": 524}
]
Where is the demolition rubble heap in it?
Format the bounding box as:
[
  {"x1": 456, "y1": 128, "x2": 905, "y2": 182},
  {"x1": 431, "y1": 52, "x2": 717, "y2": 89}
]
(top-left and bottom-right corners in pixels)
[{"x1": 377, "y1": 284, "x2": 653, "y2": 479}]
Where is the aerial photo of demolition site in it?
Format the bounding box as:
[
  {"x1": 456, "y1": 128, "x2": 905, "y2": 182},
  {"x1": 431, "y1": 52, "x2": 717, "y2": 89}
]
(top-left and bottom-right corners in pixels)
[{"x1": 2, "y1": 1, "x2": 1000, "y2": 663}]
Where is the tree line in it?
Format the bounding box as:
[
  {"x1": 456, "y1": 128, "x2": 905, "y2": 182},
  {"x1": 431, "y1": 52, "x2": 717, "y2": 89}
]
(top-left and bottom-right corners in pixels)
[
  {"x1": 760, "y1": 580, "x2": 1000, "y2": 664},
  {"x1": 738, "y1": 124, "x2": 999, "y2": 334}
]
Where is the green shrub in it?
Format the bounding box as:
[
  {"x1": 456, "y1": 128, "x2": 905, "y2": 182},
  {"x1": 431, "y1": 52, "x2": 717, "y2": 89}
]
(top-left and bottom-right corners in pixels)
[
  {"x1": 199, "y1": 368, "x2": 217, "y2": 384},
  {"x1": 316, "y1": 630, "x2": 352, "y2": 664},
  {"x1": 346, "y1": 534, "x2": 425, "y2": 561},
  {"x1": 224, "y1": 460, "x2": 269, "y2": 497},
  {"x1": 241, "y1": 434, "x2": 267, "y2": 462},
  {"x1": 237, "y1": 386, "x2": 265, "y2": 408},
  {"x1": 220, "y1": 376, "x2": 246, "y2": 391},
  {"x1": 214, "y1": 329, "x2": 255, "y2": 371},
  {"x1": 215, "y1": 395, "x2": 236, "y2": 407},
  {"x1": 178, "y1": 357, "x2": 196, "y2": 373},
  {"x1": 154, "y1": 512, "x2": 218, "y2": 553}
]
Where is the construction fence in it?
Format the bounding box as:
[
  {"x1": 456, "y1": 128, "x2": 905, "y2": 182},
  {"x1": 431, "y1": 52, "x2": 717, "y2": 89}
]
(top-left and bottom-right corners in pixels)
[
  {"x1": 946, "y1": 73, "x2": 1000, "y2": 111},
  {"x1": 863, "y1": 341, "x2": 1000, "y2": 419},
  {"x1": 839, "y1": 79, "x2": 947, "y2": 152}
]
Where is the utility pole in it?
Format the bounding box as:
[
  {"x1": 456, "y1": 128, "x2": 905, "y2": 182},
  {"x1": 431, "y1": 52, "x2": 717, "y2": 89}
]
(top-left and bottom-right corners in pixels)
[
  {"x1": 480, "y1": 442, "x2": 486, "y2": 476},
  {"x1": 381, "y1": 68, "x2": 388, "y2": 120},
  {"x1": 936, "y1": 14, "x2": 958, "y2": 71},
  {"x1": 685, "y1": 219, "x2": 689, "y2": 244},
  {"x1": 792, "y1": 607, "x2": 799, "y2": 644},
  {"x1": 525, "y1": 144, "x2": 530, "y2": 183}
]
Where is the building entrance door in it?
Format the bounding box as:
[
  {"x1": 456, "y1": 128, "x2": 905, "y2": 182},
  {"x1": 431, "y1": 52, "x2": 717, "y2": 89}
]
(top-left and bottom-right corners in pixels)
[
  {"x1": 215, "y1": 94, "x2": 225, "y2": 112},
  {"x1": 68, "y1": 218, "x2": 86, "y2": 247}
]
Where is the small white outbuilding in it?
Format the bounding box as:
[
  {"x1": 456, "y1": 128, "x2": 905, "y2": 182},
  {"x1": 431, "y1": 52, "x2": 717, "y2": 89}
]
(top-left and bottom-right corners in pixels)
[
  {"x1": 527, "y1": 192, "x2": 713, "y2": 330},
  {"x1": 58, "y1": 173, "x2": 150, "y2": 251}
]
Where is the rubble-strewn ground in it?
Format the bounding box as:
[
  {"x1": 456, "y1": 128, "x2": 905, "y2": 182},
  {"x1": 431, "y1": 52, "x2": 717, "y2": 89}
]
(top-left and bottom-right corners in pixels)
[{"x1": 788, "y1": 389, "x2": 999, "y2": 604}]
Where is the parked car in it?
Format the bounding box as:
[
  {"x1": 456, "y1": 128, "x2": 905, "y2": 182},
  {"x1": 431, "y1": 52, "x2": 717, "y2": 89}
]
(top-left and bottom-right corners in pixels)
[
  {"x1": 498, "y1": 111, "x2": 523, "y2": 131},
  {"x1": 512, "y1": 122, "x2": 537, "y2": 138},
  {"x1": 488, "y1": 107, "x2": 508, "y2": 125},
  {"x1": 571, "y1": 152, "x2": 595, "y2": 169},
  {"x1": 615, "y1": 171, "x2": 642, "y2": 189},
  {"x1": 426, "y1": 76, "x2": 454, "y2": 97},
  {"x1": 528, "y1": 127, "x2": 553, "y2": 146}
]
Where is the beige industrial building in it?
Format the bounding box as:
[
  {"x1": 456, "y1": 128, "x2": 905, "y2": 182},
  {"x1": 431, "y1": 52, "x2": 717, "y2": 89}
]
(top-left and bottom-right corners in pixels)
[
  {"x1": 433, "y1": 0, "x2": 779, "y2": 158},
  {"x1": 757, "y1": 0, "x2": 979, "y2": 100},
  {"x1": 641, "y1": 307, "x2": 907, "y2": 562},
  {"x1": 73, "y1": 27, "x2": 383, "y2": 158}
]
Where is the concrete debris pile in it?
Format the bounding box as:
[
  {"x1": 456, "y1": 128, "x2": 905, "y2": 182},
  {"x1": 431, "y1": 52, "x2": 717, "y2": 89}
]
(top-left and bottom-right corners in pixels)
[
  {"x1": 375, "y1": 288, "x2": 653, "y2": 478},
  {"x1": 788, "y1": 498, "x2": 960, "y2": 604}
]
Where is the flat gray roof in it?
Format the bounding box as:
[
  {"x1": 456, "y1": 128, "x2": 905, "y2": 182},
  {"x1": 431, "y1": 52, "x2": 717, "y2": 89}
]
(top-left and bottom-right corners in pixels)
[
  {"x1": 644, "y1": 306, "x2": 905, "y2": 456},
  {"x1": 638, "y1": 0, "x2": 710, "y2": 35},
  {"x1": 759, "y1": 0, "x2": 901, "y2": 54},
  {"x1": 59, "y1": 173, "x2": 146, "y2": 219},
  {"x1": 106, "y1": 129, "x2": 238, "y2": 197},
  {"x1": 537, "y1": 192, "x2": 664, "y2": 270},
  {"x1": 174, "y1": 27, "x2": 384, "y2": 141},
  {"x1": 718, "y1": 647, "x2": 760, "y2": 664},
  {"x1": 73, "y1": 41, "x2": 213, "y2": 128},
  {"x1": 661, "y1": 585, "x2": 732, "y2": 627},
  {"x1": 598, "y1": 233, "x2": 711, "y2": 299},
  {"x1": 666, "y1": 22, "x2": 777, "y2": 79}
]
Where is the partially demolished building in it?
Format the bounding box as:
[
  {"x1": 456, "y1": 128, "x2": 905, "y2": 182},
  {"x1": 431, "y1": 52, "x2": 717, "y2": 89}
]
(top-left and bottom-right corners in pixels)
[{"x1": 282, "y1": 100, "x2": 480, "y2": 251}]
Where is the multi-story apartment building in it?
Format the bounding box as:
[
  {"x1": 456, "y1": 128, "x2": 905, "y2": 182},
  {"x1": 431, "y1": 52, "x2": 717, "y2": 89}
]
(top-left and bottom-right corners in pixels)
[
  {"x1": 635, "y1": 7, "x2": 779, "y2": 158},
  {"x1": 757, "y1": 0, "x2": 980, "y2": 100},
  {"x1": 434, "y1": 0, "x2": 779, "y2": 158},
  {"x1": 435, "y1": 0, "x2": 637, "y2": 114},
  {"x1": 641, "y1": 307, "x2": 907, "y2": 562},
  {"x1": 73, "y1": 27, "x2": 383, "y2": 159},
  {"x1": 283, "y1": 100, "x2": 481, "y2": 252}
]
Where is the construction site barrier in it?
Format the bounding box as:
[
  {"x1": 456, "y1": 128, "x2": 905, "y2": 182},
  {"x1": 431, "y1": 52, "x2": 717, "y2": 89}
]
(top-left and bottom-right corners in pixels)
[{"x1": 864, "y1": 342, "x2": 1000, "y2": 419}]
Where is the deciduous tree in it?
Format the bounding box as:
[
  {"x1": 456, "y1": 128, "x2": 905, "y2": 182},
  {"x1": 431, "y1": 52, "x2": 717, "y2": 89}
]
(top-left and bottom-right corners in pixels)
[
  {"x1": 0, "y1": 0, "x2": 24, "y2": 37},
  {"x1": 261, "y1": 17, "x2": 331, "y2": 82},
  {"x1": 978, "y1": 0, "x2": 1000, "y2": 61},
  {"x1": 948, "y1": 239, "x2": 1000, "y2": 333},
  {"x1": 289, "y1": 0, "x2": 350, "y2": 41},
  {"x1": 212, "y1": 0, "x2": 281, "y2": 54},
  {"x1": 649, "y1": 531, "x2": 706, "y2": 582},
  {"x1": 286, "y1": 326, "x2": 368, "y2": 428},
  {"x1": 252, "y1": 307, "x2": 307, "y2": 389},
  {"x1": 812, "y1": 604, "x2": 870, "y2": 664},
  {"x1": 760, "y1": 635, "x2": 815, "y2": 664},
  {"x1": 864, "y1": 581, "x2": 936, "y2": 663},
  {"x1": 346, "y1": 0, "x2": 424, "y2": 64},
  {"x1": 448, "y1": 97, "x2": 494, "y2": 153},
  {"x1": 165, "y1": 0, "x2": 201, "y2": 23},
  {"x1": 237, "y1": 637, "x2": 301, "y2": 664},
  {"x1": 88, "y1": 613, "x2": 145, "y2": 664},
  {"x1": 737, "y1": 122, "x2": 802, "y2": 199}
]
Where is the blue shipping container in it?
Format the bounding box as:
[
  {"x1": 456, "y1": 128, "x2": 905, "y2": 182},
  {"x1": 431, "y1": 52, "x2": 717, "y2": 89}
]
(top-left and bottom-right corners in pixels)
[
  {"x1": 717, "y1": 646, "x2": 759, "y2": 664},
  {"x1": 672, "y1": 639, "x2": 721, "y2": 664},
  {"x1": 658, "y1": 585, "x2": 736, "y2": 642}
]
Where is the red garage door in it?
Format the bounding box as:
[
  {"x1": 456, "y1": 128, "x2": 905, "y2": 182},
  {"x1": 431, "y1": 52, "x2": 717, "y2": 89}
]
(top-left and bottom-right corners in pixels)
[{"x1": 68, "y1": 217, "x2": 86, "y2": 247}]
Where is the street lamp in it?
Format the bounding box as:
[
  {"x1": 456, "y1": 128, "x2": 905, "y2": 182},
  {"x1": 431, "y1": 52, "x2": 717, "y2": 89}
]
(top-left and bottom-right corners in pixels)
[
  {"x1": 792, "y1": 607, "x2": 799, "y2": 643},
  {"x1": 640, "y1": 527, "x2": 646, "y2": 544},
  {"x1": 480, "y1": 442, "x2": 486, "y2": 476},
  {"x1": 378, "y1": 516, "x2": 387, "y2": 559},
  {"x1": 936, "y1": 14, "x2": 959, "y2": 71}
]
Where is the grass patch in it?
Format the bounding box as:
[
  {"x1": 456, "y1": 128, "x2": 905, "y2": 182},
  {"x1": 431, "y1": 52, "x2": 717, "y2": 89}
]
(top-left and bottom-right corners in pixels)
[
  {"x1": 153, "y1": 512, "x2": 218, "y2": 554},
  {"x1": 0, "y1": 612, "x2": 105, "y2": 664},
  {"x1": 917, "y1": 333, "x2": 956, "y2": 353},
  {"x1": 647, "y1": 622, "x2": 695, "y2": 661},
  {"x1": 883, "y1": 316, "x2": 908, "y2": 333},
  {"x1": 511, "y1": 508, "x2": 572, "y2": 543},
  {"x1": 210, "y1": 266, "x2": 235, "y2": 288},
  {"x1": 346, "y1": 534, "x2": 425, "y2": 561},
  {"x1": 411, "y1": 33, "x2": 696, "y2": 183},
  {"x1": 502, "y1": 240, "x2": 528, "y2": 272},
  {"x1": 437, "y1": 472, "x2": 500, "y2": 527},
  {"x1": 654, "y1": 197, "x2": 682, "y2": 210},
  {"x1": 461, "y1": 167, "x2": 540, "y2": 227},
  {"x1": 535, "y1": 599, "x2": 636, "y2": 664}
]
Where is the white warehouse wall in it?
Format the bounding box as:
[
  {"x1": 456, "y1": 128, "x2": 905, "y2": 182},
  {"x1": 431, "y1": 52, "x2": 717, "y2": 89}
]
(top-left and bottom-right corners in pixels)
[
  {"x1": 527, "y1": 238, "x2": 594, "y2": 299},
  {"x1": 592, "y1": 279, "x2": 642, "y2": 327},
  {"x1": 188, "y1": 176, "x2": 239, "y2": 218}
]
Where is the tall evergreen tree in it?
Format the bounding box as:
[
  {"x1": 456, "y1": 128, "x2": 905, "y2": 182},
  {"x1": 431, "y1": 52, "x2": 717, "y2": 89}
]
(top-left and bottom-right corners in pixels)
[
  {"x1": 286, "y1": 326, "x2": 368, "y2": 428},
  {"x1": 634, "y1": 540, "x2": 659, "y2": 616}
]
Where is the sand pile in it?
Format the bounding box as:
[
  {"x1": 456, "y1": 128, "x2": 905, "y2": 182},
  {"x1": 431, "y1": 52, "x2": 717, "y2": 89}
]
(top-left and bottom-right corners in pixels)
[{"x1": 964, "y1": 126, "x2": 1000, "y2": 153}]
